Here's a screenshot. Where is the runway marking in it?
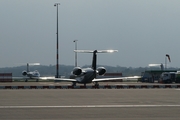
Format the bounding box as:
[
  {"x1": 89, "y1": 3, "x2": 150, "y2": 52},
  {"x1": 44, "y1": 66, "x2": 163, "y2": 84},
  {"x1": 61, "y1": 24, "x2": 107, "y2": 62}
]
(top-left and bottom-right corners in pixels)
[{"x1": 0, "y1": 105, "x2": 180, "y2": 108}]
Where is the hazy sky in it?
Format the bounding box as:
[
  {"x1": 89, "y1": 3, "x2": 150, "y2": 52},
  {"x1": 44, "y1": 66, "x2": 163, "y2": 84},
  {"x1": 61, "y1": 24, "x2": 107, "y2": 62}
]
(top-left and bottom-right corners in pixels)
[{"x1": 1, "y1": 0, "x2": 180, "y2": 68}]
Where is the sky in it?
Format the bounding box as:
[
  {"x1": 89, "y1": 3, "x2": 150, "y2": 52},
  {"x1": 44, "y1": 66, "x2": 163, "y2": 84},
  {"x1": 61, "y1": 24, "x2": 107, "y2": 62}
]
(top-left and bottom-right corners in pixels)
[{"x1": 1, "y1": 0, "x2": 180, "y2": 68}]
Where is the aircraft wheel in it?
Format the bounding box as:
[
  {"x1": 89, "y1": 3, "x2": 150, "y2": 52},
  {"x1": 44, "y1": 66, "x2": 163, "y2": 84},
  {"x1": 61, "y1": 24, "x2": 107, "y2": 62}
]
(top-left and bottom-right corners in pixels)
[
  {"x1": 25, "y1": 79, "x2": 28, "y2": 82},
  {"x1": 94, "y1": 82, "x2": 99, "y2": 87},
  {"x1": 36, "y1": 79, "x2": 39, "y2": 82},
  {"x1": 72, "y1": 82, "x2": 76, "y2": 86}
]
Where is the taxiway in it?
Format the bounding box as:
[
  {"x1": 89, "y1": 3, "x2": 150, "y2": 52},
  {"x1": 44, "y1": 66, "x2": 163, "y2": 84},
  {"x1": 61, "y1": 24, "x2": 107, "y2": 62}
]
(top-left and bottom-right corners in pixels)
[{"x1": 0, "y1": 88, "x2": 180, "y2": 120}]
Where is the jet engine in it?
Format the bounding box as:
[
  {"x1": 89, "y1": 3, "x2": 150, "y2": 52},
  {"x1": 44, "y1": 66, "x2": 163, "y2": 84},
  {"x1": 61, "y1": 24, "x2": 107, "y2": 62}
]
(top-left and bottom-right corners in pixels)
[
  {"x1": 22, "y1": 71, "x2": 27, "y2": 76},
  {"x1": 72, "y1": 67, "x2": 82, "y2": 76},
  {"x1": 97, "y1": 67, "x2": 106, "y2": 75}
]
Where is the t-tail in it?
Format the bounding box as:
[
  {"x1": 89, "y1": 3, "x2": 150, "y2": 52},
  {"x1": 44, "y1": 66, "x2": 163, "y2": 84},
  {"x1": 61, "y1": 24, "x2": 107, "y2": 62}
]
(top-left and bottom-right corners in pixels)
[
  {"x1": 92, "y1": 50, "x2": 97, "y2": 70},
  {"x1": 74, "y1": 49, "x2": 118, "y2": 71},
  {"x1": 26, "y1": 63, "x2": 40, "y2": 72},
  {"x1": 27, "y1": 63, "x2": 30, "y2": 72}
]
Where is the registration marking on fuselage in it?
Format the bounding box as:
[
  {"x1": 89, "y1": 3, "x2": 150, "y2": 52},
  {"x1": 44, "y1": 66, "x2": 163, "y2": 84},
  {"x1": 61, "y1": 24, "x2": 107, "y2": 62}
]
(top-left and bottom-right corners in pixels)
[{"x1": 0, "y1": 105, "x2": 180, "y2": 108}]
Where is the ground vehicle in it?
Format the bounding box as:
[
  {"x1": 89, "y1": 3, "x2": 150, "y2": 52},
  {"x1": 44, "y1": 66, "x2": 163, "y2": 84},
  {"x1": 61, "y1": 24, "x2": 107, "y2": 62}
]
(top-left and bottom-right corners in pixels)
[
  {"x1": 175, "y1": 71, "x2": 180, "y2": 83},
  {"x1": 159, "y1": 71, "x2": 180, "y2": 83},
  {"x1": 141, "y1": 70, "x2": 177, "y2": 83},
  {"x1": 141, "y1": 72, "x2": 155, "y2": 83}
]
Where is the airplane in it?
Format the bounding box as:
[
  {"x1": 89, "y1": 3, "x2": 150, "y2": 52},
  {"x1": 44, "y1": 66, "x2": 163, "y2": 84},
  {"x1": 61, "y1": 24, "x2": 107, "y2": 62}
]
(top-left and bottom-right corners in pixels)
[
  {"x1": 149, "y1": 63, "x2": 164, "y2": 70},
  {"x1": 54, "y1": 49, "x2": 141, "y2": 86},
  {"x1": 13, "y1": 63, "x2": 55, "y2": 82}
]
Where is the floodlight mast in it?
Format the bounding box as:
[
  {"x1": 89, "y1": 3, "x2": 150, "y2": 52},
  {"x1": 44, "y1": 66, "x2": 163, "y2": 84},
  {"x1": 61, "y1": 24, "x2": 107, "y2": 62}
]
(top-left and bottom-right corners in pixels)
[
  {"x1": 73, "y1": 40, "x2": 78, "y2": 67},
  {"x1": 54, "y1": 3, "x2": 60, "y2": 78}
]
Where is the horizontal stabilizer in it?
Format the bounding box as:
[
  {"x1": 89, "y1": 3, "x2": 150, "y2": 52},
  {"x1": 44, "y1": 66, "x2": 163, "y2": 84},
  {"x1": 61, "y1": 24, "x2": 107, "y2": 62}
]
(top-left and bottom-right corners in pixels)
[
  {"x1": 148, "y1": 64, "x2": 164, "y2": 67},
  {"x1": 74, "y1": 50, "x2": 118, "y2": 53},
  {"x1": 28, "y1": 63, "x2": 40, "y2": 66}
]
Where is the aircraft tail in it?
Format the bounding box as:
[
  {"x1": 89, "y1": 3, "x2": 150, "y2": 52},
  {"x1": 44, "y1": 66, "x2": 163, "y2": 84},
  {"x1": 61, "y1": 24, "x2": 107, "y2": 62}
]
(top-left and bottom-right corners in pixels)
[
  {"x1": 26, "y1": 63, "x2": 40, "y2": 72},
  {"x1": 27, "y1": 63, "x2": 29, "y2": 72},
  {"x1": 74, "y1": 50, "x2": 118, "y2": 70}
]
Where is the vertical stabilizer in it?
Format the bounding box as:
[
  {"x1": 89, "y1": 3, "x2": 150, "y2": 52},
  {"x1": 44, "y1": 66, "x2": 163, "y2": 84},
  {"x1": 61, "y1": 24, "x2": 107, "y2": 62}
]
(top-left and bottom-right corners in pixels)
[
  {"x1": 27, "y1": 63, "x2": 29, "y2": 72},
  {"x1": 26, "y1": 63, "x2": 40, "y2": 72},
  {"x1": 92, "y1": 50, "x2": 97, "y2": 70}
]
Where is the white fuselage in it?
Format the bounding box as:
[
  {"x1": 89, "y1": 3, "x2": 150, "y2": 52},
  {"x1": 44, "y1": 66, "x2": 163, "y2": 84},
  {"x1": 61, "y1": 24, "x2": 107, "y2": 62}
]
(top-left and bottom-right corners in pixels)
[{"x1": 26, "y1": 70, "x2": 40, "y2": 79}]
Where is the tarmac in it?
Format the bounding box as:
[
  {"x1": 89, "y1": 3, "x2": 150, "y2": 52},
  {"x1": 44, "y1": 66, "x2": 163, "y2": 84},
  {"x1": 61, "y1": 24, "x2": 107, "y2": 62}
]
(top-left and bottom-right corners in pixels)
[
  {"x1": 0, "y1": 82, "x2": 180, "y2": 89},
  {"x1": 0, "y1": 82, "x2": 180, "y2": 119}
]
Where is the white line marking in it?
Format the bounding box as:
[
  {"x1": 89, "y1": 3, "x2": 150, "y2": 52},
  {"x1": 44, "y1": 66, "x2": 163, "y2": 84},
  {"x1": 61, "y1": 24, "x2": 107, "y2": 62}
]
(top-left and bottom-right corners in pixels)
[{"x1": 0, "y1": 105, "x2": 180, "y2": 108}]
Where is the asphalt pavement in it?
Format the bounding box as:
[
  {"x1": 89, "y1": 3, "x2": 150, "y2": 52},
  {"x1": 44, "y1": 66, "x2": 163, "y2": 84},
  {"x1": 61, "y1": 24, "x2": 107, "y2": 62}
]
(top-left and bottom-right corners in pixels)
[{"x1": 0, "y1": 89, "x2": 180, "y2": 120}]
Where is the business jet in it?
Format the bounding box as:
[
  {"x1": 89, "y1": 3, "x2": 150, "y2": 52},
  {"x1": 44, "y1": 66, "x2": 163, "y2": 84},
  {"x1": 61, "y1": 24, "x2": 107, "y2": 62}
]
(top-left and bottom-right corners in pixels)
[
  {"x1": 54, "y1": 49, "x2": 140, "y2": 86},
  {"x1": 149, "y1": 63, "x2": 164, "y2": 70},
  {"x1": 13, "y1": 63, "x2": 54, "y2": 82}
]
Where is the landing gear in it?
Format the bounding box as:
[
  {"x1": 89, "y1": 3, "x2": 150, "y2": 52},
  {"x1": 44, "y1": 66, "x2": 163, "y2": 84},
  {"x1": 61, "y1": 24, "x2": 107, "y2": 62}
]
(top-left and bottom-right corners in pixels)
[
  {"x1": 94, "y1": 82, "x2": 99, "y2": 87},
  {"x1": 25, "y1": 79, "x2": 28, "y2": 82},
  {"x1": 72, "y1": 82, "x2": 76, "y2": 86},
  {"x1": 36, "y1": 79, "x2": 39, "y2": 82}
]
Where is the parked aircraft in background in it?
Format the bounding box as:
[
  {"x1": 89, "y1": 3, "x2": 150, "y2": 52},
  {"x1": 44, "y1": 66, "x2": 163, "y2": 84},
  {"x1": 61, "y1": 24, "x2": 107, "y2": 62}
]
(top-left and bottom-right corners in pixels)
[
  {"x1": 149, "y1": 63, "x2": 164, "y2": 70},
  {"x1": 54, "y1": 50, "x2": 141, "y2": 86},
  {"x1": 13, "y1": 63, "x2": 54, "y2": 82}
]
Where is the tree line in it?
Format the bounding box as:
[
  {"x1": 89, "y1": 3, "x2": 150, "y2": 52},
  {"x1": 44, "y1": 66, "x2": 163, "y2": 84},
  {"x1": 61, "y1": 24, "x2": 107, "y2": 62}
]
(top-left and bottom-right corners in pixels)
[{"x1": 0, "y1": 65, "x2": 179, "y2": 77}]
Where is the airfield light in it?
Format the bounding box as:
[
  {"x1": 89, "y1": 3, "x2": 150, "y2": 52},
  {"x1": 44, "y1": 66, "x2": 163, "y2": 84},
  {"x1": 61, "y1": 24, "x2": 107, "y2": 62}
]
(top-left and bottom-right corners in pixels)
[{"x1": 54, "y1": 3, "x2": 60, "y2": 78}]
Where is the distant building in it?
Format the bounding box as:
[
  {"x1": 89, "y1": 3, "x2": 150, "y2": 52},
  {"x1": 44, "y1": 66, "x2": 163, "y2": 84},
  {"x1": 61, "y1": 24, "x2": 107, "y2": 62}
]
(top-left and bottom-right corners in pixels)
[{"x1": 0, "y1": 73, "x2": 12, "y2": 82}]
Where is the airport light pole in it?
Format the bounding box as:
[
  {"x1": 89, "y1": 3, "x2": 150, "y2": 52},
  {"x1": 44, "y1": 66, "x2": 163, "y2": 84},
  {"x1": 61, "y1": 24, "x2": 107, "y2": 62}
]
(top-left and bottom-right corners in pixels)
[
  {"x1": 165, "y1": 55, "x2": 167, "y2": 70},
  {"x1": 54, "y1": 3, "x2": 60, "y2": 78},
  {"x1": 73, "y1": 40, "x2": 78, "y2": 67}
]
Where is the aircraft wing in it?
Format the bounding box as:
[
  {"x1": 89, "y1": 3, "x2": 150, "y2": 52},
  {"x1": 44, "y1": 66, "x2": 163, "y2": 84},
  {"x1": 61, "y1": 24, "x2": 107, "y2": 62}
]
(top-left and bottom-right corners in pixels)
[
  {"x1": 38, "y1": 77, "x2": 77, "y2": 82},
  {"x1": 12, "y1": 76, "x2": 56, "y2": 80},
  {"x1": 124, "y1": 76, "x2": 141, "y2": 79},
  {"x1": 54, "y1": 78, "x2": 77, "y2": 82},
  {"x1": 38, "y1": 77, "x2": 57, "y2": 80},
  {"x1": 92, "y1": 77, "x2": 124, "y2": 82},
  {"x1": 12, "y1": 77, "x2": 29, "y2": 80},
  {"x1": 92, "y1": 76, "x2": 141, "y2": 82}
]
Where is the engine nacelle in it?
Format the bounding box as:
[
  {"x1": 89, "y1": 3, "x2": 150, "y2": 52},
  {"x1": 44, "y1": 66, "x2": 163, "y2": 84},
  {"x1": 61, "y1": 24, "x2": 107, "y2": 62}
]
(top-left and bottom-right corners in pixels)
[
  {"x1": 22, "y1": 71, "x2": 27, "y2": 76},
  {"x1": 97, "y1": 67, "x2": 106, "y2": 75},
  {"x1": 72, "y1": 67, "x2": 82, "y2": 76}
]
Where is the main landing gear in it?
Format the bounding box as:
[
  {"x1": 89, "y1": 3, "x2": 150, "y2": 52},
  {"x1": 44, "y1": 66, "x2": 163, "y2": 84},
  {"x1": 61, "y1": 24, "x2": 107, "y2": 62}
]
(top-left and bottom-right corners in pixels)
[
  {"x1": 72, "y1": 82, "x2": 76, "y2": 86},
  {"x1": 94, "y1": 82, "x2": 99, "y2": 87}
]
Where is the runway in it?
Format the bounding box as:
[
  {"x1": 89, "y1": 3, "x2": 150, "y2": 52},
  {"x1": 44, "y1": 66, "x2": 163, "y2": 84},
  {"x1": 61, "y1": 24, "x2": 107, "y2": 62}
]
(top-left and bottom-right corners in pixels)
[{"x1": 0, "y1": 89, "x2": 180, "y2": 120}]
